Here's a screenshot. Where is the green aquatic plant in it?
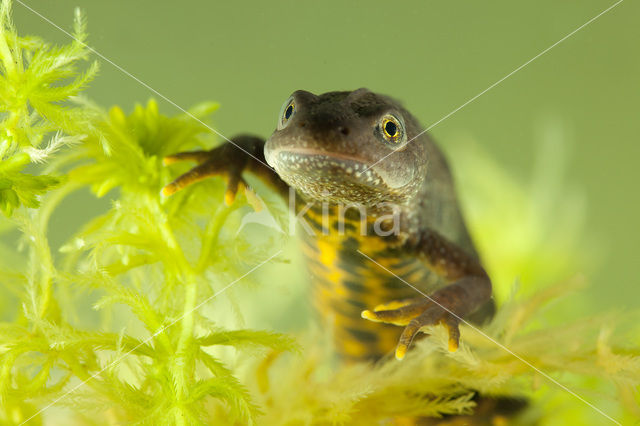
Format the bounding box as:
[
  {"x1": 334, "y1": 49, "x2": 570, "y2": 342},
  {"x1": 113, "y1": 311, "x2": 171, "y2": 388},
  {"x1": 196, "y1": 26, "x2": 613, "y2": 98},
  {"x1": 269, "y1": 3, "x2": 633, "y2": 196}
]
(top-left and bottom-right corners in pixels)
[
  {"x1": 0, "y1": 1, "x2": 638, "y2": 425},
  {"x1": 0, "y1": 1, "x2": 97, "y2": 217},
  {"x1": 0, "y1": 3, "x2": 295, "y2": 424}
]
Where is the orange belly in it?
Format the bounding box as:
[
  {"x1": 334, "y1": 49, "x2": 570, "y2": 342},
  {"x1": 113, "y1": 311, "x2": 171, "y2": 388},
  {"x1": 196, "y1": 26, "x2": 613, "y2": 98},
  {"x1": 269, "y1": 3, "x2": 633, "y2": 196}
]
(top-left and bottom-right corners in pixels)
[{"x1": 299, "y1": 206, "x2": 442, "y2": 362}]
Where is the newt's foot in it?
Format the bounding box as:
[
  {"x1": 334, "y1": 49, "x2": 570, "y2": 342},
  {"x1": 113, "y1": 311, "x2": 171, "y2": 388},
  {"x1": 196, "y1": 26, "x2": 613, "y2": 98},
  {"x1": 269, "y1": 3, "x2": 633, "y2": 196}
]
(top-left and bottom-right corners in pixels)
[
  {"x1": 362, "y1": 297, "x2": 461, "y2": 360},
  {"x1": 162, "y1": 146, "x2": 260, "y2": 209}
]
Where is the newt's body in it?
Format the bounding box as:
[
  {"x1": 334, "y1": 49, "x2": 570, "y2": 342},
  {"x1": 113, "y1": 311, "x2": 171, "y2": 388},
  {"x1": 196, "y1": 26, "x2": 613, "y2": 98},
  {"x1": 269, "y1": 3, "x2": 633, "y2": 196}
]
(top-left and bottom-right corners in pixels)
[
  {"x1": 163, "y1": 88, "x2": 494, "y2": 362},
  {"x1": 300, "y1": 203, "x2": 476, "y2": 362}
]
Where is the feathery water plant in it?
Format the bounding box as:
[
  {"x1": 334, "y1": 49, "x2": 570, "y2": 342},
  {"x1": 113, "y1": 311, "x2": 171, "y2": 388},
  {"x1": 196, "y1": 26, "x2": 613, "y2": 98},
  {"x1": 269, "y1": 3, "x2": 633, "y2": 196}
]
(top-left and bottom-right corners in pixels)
[
  {"x1": 0, "y1": 3, "x2": 295, "y2": 424},
  {"x1": 0, "y1": 1, "x2": 96, "y2": 217}
]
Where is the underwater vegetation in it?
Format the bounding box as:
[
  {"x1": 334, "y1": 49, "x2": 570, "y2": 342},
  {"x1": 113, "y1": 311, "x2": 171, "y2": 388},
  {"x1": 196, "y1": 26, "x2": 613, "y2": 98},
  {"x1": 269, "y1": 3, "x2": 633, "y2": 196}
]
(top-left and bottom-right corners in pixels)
[{"x1": 0, "y1": 1, "x2": 638, "y2": 424}]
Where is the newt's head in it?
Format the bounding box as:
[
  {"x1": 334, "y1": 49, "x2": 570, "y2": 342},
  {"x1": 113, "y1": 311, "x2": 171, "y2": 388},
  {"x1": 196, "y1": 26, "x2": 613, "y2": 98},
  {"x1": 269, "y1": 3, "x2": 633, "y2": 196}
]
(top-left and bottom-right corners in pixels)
[{"x1": 264, "y1": 89, "x2": 427, "y2": 207}]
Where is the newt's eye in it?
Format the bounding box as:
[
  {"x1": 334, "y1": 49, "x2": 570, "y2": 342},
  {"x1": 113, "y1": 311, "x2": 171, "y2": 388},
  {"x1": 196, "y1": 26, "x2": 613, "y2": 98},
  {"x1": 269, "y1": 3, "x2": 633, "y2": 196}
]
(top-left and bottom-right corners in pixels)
[
  {"x1": 376, "y1": 114, "x2": 406, "y2": 146},
  {"x1": 284, "y1": 103, "x2": 294, "y2": 120},
  {"x1": 278, "y1": 97, "x2": 296, "y2": 130},
  {"x1": 384, "y1": 120, "x2": 397, "y2": 138}
]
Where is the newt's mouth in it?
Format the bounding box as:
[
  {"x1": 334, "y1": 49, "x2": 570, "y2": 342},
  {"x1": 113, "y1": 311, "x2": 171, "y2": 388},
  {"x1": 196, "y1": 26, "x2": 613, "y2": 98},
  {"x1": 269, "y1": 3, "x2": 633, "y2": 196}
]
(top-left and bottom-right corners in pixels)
[
  {"x1": 264, "y1": 147, "x2": 392, "y2": 204},
  {"x1": 265, "y1": 147, "x2": 384, "y2": 187}
]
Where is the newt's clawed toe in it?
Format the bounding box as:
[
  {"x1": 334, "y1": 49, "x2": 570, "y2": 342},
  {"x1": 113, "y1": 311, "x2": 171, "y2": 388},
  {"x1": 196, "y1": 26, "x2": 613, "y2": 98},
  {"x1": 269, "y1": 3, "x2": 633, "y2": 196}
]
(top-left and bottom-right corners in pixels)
[
  {"x1": 396, "y1": 308, "x2": 460, "y2": 360},
  {"x1": 362, "y1": 298, "x2": 461, "y2": 360},
  {"x1": 361, "y1": 297, "x2": 428, "y2": 326}
]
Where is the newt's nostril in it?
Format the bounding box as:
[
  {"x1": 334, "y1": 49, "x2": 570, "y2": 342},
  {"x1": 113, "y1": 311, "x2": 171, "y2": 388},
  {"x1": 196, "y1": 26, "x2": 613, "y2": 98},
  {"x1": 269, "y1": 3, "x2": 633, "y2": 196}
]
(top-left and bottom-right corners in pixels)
[
  {"x1": 338, "y1": 126, "x2": 350, "y2": 136},
  {"x1": 298, "y1": 121, "x2": 307, "y2": 128}
]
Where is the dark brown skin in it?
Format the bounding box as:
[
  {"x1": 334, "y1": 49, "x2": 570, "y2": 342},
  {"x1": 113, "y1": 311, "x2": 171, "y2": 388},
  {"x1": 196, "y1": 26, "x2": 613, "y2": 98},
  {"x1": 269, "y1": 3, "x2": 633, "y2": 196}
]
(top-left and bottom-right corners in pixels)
[{"x1": 163, "y1": 88, "x2": 494, "y2": 361}]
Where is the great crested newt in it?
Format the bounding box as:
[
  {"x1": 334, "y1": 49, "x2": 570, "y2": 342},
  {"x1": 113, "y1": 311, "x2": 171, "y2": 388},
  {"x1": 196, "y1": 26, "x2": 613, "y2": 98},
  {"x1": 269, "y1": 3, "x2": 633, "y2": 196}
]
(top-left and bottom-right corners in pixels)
[{"x1": 162, "y1": 88, "x2": 495, "y2": 363}]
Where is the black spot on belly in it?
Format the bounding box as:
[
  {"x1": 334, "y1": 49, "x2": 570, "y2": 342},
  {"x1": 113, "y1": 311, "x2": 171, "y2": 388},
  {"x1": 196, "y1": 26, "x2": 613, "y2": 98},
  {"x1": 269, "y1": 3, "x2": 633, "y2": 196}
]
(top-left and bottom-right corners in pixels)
[
  {"x1": 309, "y1": 204, "x2": 324, "y2": 215},
  {"x1": 345, "y1": 297, "x2": 367, "y2": 310},
  {"x1": 343, "y1": 279, "x2": 366, "y2": 293},
  {"x1": 382, "y1": 277, "x2": 407, "y2": 291},
  {"x1": 342, "y1": 237, "x2": 360, "y2": 251},
  {"x1": 337, "y1": 237, "x2": 364, "y2": 269},
  {"x1": 345, "y1": 326, "x2": 378, "y2": 343},
  {"x1": 307, "y1": 215, "x2": 328, "y2": 233},
  {"x1": 336, "y1": 258, "x2": 361, "y2": 276},
  {"x1": 333, "y1": 220, "x2": 357, "y2": 233}
]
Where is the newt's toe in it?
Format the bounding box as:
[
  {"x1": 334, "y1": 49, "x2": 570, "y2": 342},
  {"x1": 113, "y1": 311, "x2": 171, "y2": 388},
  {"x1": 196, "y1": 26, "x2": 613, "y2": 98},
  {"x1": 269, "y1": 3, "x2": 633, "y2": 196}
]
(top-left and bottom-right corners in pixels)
[
  {"x1": 361, "y1": 297, "x2": 430, "y2": 327},
  {"x1": 163, "y1": 150, "x2": 209, "y2": 166},
  {"x1": 395, "y1": 319, "x2": 422, "y2": 360},
  {"x1": 161, "y1": 183, "x2": 178, "y2": 197},
  {"x1": 442, "y1": 315, "x2": 461, "y2": 352}
]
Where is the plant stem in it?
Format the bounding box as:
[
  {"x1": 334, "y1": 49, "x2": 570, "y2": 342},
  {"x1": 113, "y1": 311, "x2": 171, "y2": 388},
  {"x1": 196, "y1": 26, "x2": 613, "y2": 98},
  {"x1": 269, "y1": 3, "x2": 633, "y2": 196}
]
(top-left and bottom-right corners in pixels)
[
  {"x1": 175, "y1": 273, "x2": 197, "y2": 400},
  {"x1": 195, "y1": 203, "x2": 239, "y2": 273},
  {"x1": 148, "y1": 194, "x2": 199, "y2": 409}
]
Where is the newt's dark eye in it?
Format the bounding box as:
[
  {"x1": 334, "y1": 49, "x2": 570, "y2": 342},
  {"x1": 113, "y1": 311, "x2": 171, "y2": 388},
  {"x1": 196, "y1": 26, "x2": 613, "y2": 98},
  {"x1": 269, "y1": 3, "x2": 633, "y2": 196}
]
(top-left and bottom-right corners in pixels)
[
  {"x1": 278, "y1": 97, "x2": 296, "y2": 130},
  {"x1": 384, "y1": 120, "x2": 397, "y2": 138},
  {"x1": 376, "y1": 113, "x2": 406, "y2": 146},
  {"x1": 284, "y1": 103, "x2": 294, "y2": 120}
]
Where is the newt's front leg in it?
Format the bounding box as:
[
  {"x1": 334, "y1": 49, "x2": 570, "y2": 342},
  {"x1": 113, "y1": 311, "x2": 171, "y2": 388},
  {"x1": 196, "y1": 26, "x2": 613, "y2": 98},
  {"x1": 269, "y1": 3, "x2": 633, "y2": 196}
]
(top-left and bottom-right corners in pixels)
[
  {"x1": 362, "y1": 229, "x2": 492, "y2": 360},
  {"x1": 162, "y1": 135, "x2": 289, "y2": 201}
]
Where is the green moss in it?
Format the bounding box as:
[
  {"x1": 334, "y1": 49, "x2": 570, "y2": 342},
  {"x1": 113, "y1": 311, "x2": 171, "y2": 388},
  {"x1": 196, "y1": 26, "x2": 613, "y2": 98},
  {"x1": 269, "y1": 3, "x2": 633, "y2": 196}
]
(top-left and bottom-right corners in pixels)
[{"x1": 0, "y1": 1, "x2": 638, "y2": 425}]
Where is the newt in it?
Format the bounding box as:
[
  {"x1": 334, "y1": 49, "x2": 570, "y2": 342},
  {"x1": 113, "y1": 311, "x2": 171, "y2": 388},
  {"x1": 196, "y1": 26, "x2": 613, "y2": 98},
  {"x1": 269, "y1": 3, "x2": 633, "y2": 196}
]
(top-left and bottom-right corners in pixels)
[{"x1": 162, "y1": 88, "x2": 495, "y2": 362}]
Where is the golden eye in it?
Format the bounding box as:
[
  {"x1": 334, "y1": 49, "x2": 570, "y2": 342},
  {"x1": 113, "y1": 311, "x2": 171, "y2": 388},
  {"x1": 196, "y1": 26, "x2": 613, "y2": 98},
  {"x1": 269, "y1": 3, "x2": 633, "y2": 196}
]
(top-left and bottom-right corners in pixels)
[
  {"x1": 377, "y1": 114, "x2": 405, "y2": 144},
  {"x1": 278, "y1": 97, "x2": 296, "y2": 130}
]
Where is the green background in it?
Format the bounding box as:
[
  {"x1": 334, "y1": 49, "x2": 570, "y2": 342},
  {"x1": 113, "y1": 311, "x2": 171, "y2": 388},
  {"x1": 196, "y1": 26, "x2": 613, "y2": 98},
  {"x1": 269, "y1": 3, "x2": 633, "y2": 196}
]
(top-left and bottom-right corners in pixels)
[{"x1": 13, "y1": 0, "x2": 640, "y2": 311}]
